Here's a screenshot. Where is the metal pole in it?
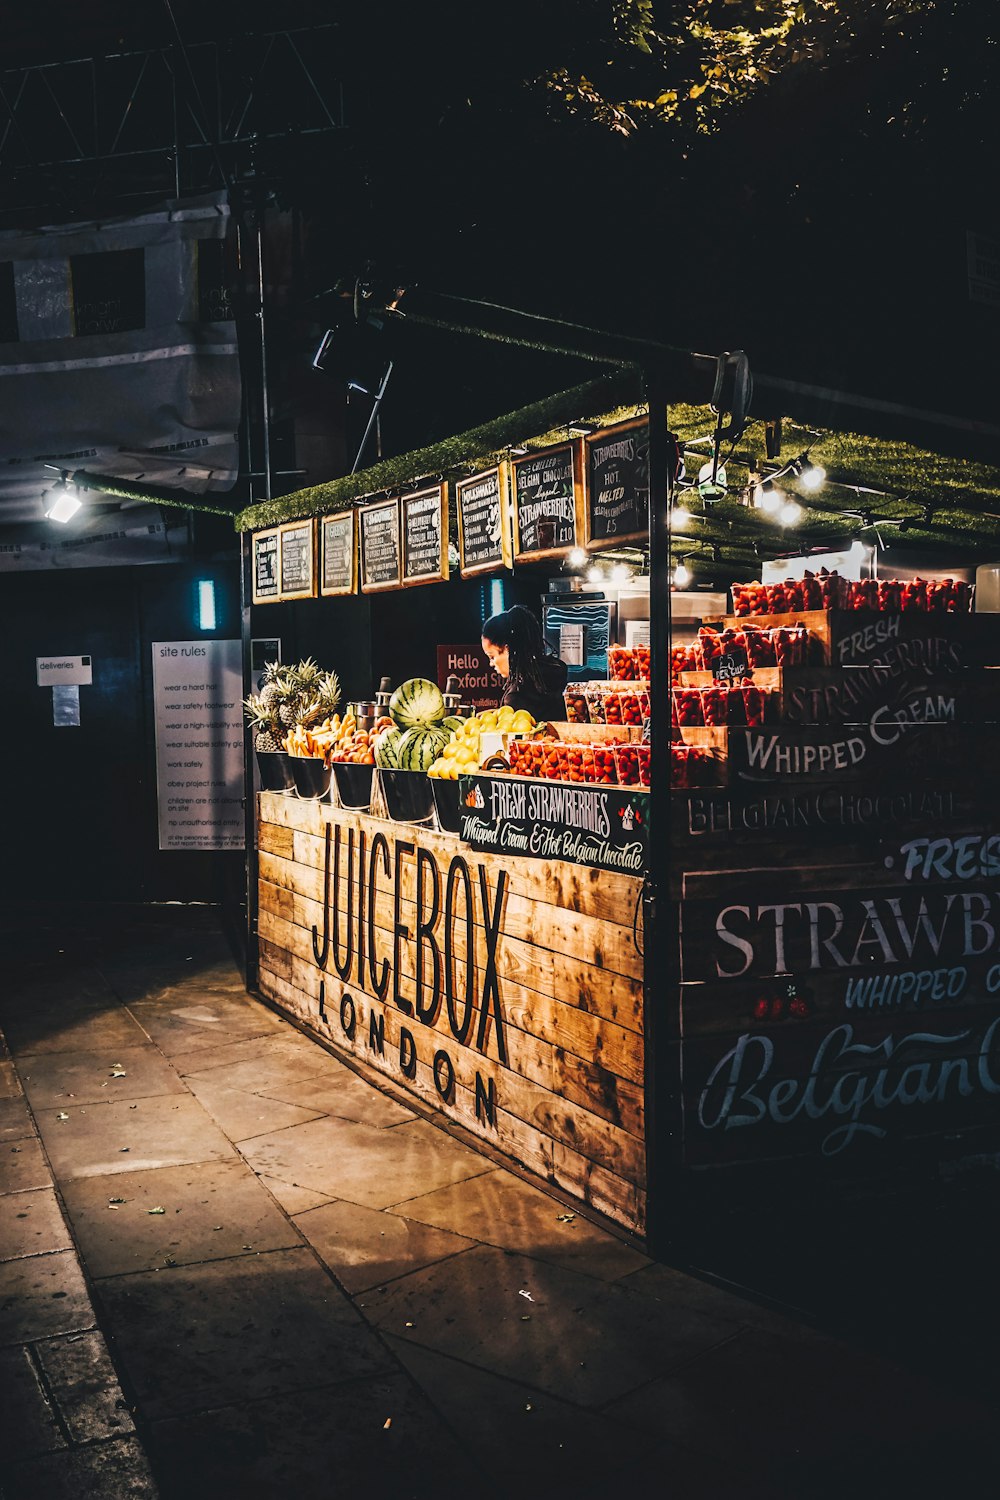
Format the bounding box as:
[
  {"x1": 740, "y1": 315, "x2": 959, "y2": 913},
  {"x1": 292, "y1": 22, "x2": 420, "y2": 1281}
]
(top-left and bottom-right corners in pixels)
[
  {"x1": 643, "y1": 371, "x2": 678, "y2": 1257},
  {"x1": 351, "y1": 361, "x2": 393, "y2": 474},
  {"x1": 240, "y1": 529, "x2": 260, "y2": 995},
  {"x1": 256, "y1": 218, "x2": 272, "y2": 502}
]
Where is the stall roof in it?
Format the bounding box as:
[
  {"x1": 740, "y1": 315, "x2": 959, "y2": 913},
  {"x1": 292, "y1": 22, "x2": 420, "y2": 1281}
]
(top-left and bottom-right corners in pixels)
[{"x1": 229, "y1": 348, "x2": 1000, "y2": 578}]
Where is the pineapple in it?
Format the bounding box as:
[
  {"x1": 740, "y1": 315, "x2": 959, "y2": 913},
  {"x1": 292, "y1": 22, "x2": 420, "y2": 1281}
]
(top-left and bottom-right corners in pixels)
[
  {"x1": 300, "y1": 670, "x2": 341, "y2": 727},
  {"x1": 243, "y1": 693, "x2": 283, "y2": 754}
]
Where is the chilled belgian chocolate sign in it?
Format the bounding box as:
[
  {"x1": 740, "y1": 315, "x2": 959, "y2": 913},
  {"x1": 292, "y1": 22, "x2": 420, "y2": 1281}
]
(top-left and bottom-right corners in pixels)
[
  {"x1": 307, "y1": 822, "x2": 509, "y2": 1128},
  {"x1": 458, "y1": 774, "x2": 648, "y2": 873},
  {"x1": 584, "y1": 418, "x2": 649, "y2": 549}
]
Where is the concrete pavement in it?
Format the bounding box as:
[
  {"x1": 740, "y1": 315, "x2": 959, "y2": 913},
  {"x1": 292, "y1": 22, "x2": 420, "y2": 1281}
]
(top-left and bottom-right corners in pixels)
[{"x1": 1, "y1": 907, "x2": 992, "y2": 1499}]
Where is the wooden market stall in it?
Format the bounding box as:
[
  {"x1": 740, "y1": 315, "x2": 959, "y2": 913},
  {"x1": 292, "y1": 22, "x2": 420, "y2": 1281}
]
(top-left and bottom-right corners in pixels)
[{"x1": 236, "y1": 349, "x2": 1000, "y2": 1250}]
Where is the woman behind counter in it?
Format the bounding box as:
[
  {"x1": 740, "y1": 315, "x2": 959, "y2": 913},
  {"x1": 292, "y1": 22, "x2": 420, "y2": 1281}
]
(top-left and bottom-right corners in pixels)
[{"x1": 481, "y1": 604, "x2": 569, "y2": 723}]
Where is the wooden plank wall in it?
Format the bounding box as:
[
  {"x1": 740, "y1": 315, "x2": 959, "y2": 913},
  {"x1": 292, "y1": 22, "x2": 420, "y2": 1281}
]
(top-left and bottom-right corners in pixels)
[
  {"x1": 671, "y1": 609, "x2": 1000, "y2": 1177},
  {"x1": 256, "y1": 793, "x2": 647, "y2": 1233}
]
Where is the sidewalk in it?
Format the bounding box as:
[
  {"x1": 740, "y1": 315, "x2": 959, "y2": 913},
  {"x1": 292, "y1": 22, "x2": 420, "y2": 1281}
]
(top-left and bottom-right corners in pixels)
[{"x1": 1, "y1": 907, "x2": 992, "y2": 1500}]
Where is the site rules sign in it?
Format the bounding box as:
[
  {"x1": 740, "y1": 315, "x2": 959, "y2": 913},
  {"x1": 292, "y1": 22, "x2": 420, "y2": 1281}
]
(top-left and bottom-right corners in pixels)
[{"x1": 152, "y1": 640, "x2": 245, "y2": 850}]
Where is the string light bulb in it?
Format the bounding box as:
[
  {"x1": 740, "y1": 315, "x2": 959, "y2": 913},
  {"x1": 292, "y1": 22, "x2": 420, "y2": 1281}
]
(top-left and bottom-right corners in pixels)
[
  {"x1": 568, "y1": 547, "x2": 587, "y2": 568},
  {"x1": 670, "y1": 505, "x2": 692, "y2": 530},
  {"x1": 610, "y1": 564, "x2": 631, "y2": 583},
  {"x1": 779, "y1": 501, "x2": 803, "y2": 526},
  {"x1": 586, "y1": 564, "x2": 605, "y2": 583},
  {"x1": 758, "y1": 486, "x2": 783, "y2": 515},
  {"x1": 672, "y1": 561, "x2": 691, "y2": 588},
  {"x1": 799, "y1": 458, "x2": 826, "y2": 492}
]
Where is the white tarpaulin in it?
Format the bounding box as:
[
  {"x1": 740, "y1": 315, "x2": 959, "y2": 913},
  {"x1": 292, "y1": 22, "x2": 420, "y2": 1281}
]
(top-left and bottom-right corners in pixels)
[
  {"x1": 0, "y1": 193, "x2": 241, "y2": 528},
  {"x1": 0, "y1": 506, "x2": 188, "y2": 571}
]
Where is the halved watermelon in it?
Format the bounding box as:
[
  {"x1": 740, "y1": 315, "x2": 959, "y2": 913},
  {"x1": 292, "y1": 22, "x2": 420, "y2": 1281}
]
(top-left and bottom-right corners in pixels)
[
  {"x1": 389, "y1": 677, "x2": 446, "y2": 730},
  {"x1": 396, "y1": 725, "x2": 450, "y2": 772}
]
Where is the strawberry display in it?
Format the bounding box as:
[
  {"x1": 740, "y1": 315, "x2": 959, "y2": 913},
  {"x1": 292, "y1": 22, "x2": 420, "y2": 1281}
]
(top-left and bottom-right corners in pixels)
[
  {"x1": 563, "y1": 691, "x2": 590, "y2": 724},
  {"x1": 731, "y1": 569, "x2": 973, "y2": 616}
]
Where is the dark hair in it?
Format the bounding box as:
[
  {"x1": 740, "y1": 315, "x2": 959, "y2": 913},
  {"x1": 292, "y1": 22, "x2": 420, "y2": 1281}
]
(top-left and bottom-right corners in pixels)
[{"x1": 482, "y1": 604, "x2": 550, "y2": 694}]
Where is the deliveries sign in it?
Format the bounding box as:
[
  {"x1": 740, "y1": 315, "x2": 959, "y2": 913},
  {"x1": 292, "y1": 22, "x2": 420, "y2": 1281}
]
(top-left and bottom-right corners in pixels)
[{"x1": 459, "y1": 773, "x2": 648, "y2": 874}]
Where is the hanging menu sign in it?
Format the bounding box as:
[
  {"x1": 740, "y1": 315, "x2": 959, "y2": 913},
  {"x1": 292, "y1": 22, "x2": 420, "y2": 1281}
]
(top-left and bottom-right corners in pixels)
[
  {"x1": 252, "y1": 528, "x2": 280, "y2": 604},
  {"x1": 359, "y1": 498, "x2": 402, "y2": 592},
  {"x1": 401, "y1": 483, "x2": 449, "y2": 586},
  {"x1": 457, "y1": 465, "x2": 511, "y2": 576},
  {"x1": 278, "y1": 519, "x2": 316, "y2": 600},
  {"x1": 584, "y1": 417, "x2": 649, "y2": 548},
  {"x1": 512, "y1": 440, "x2": 583, "y2": 561},
  {"x1": 320, "y1": 511, "x2": 357, "y2": 596}
]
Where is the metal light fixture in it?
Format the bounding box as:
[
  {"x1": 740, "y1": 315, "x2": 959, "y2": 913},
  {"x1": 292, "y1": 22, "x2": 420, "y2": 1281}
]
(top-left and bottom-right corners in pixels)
[{"x1": 44, "y1": 480, "x2": 82, "y2": 524}]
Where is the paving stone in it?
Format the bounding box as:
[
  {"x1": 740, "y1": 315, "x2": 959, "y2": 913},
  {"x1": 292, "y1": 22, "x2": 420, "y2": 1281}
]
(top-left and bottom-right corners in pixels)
[
  {"x1": 240, "y1": 1116, "x2": 493, "y2": 1208},
  {"x1": 382, "y1": 1334, "x2": 739, "y2": 1499},
  {"x1": 0, "y1": 968, "x2": 115, "y2": 1018},
  {"x1": 602, "y1": 1325, "x2": 995, "y2": 1499},
  {"x1": 18, "y1": 1044, "x2": 188, "y2": 1108},
  {"x1": 6, "y1": 1008, "x2": 151, "y2": 1059},
  {"x1": 0, "y1": 1136, "x2": 51, "y2": 1195},
  {"x1": 617, "y1": 1259, "x2": 827, "y2": 1341},
  {"x1": 144, "y1": 1372, "x2": 475, "y2": 1500},
  {"x1": 183, "y1": 1074, "x2": 325, "y2": 1140},
  {"x1": 0, "y1": 1058, "x2": 23, "y2": 1098},
  {"x1": 0, "y1": 1251, "x2": 94, "y2": 1346},
  {"x1": 0, "y1": 1345, "x2": 66, "y2": 1460},
  {"x1": 0, "y1": 1435, "x2": 158, "y2": 1499},
  {"x1": 400, "y1": 1167, "x2": 650, "y2": 1280},
  {"x1": 126, "y1": 995, "x2": 287, "y2": 1056},
  {"x1": 258, "y1": 1068, "x2": 417, "y2": 1128},
  {"x1": 0, "y1": 1095, "x2": 35, "y2": 1142},
  {"x1": 95, "y1": 1248, "x2": 394, "y2": 1420},
  {"x1": 257, "y1": 1173, "x2": 336, "y2": 1214},
  {"x1": 364, "y1": 1243, "x2": 741, "y2": 1407},
  {"x1": 0, "y1": 1187, "x2": 72, "y2": 1262},
  {"x1": 34, "y1": 1330, "x2": 136, "y2": 1444},
  {"x1": 60, "y1": 1158, "x2": 302, "y2": 1277},
  {"x1": 295, "y1": 1198, "x2": 476, "y2": 1292},
  {"x1": 33, "y1": 1093, "x2": 236, "y2": 1180},
  {"x1": 167, "y1": 1029, "x2": 338, "y2": 1088}
]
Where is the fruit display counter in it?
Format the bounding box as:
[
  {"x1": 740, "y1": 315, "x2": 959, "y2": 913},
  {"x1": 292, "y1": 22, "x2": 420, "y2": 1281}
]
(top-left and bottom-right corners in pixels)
[{"x1": 255, "y1": 792, "x2": 647, "y2": 1233}]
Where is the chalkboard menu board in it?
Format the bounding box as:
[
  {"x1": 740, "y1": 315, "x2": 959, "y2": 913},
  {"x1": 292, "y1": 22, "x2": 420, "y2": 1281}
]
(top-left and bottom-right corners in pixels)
[
  {"x1": 278, "y1": 519, "x2": 316, "y2": 600},
  {"x1": 320, "y1": 511, "x2": 357, "y2": 596},
  {"x1": 584, "y1": 417, "x2": 649, "y2": 548},
  {"x1": 457, "y1": 465, "x2": 511, "y2": 576},
  {"x1": 512, "y1": 440, "x2": 583, "y2": 561},
  {"x1": 402, "y1": 483, "x2": 449, "y2": 586},
  {"x1": 252, "y1": 528, "x2": 280, "y2": 604},
  {"x1": 359, "y1": 498, "x2": 402, "y2": 592}
]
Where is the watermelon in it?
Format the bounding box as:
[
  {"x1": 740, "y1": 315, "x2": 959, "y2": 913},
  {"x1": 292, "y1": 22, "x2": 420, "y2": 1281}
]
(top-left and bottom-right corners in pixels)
[
  {"x1": 441, "y1": 715, "x2": 465, "y2": 735},
  {"x1": 389, "y1": 677, "x2": 446, "y2": 730},
  {"x1": 396, "y1": 725, "x2": 450, "y2": 772},
  {"x1": 374, "y1": 727, "x2": 404, "y2": 769}
]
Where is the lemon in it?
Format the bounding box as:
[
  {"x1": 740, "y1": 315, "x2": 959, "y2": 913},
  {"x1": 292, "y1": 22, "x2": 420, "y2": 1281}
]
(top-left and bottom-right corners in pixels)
[{"x1": 511, "y1": 710, "x2": 534, "y2": 732}]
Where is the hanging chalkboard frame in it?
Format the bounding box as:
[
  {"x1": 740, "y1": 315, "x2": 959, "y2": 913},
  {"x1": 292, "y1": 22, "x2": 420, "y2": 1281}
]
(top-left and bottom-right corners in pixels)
[
  {"x1": 456, "y1": 463, "x2": 512, "y2": 577},
  {"x1": 277, "y1": 518, "x2": 317, "y2": 600},
  {"x1": 511, "y1": 438, "x2": 585, "y2": 562},
  {"x1": 359, "y1": 497, "x2": 402, "y2": 593},
  {"x1": 319, "y1": 509, "x2": 358, "y2": 597},
  {"x1": 251, "y1": 527, "x2": 281, "y2": 605},
  {"x1": 401, "y1": 481, "x2": 450, "y2": 588},
  {"x1": 583, "y1": 416, "x2": 651, "y2": 551}
]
